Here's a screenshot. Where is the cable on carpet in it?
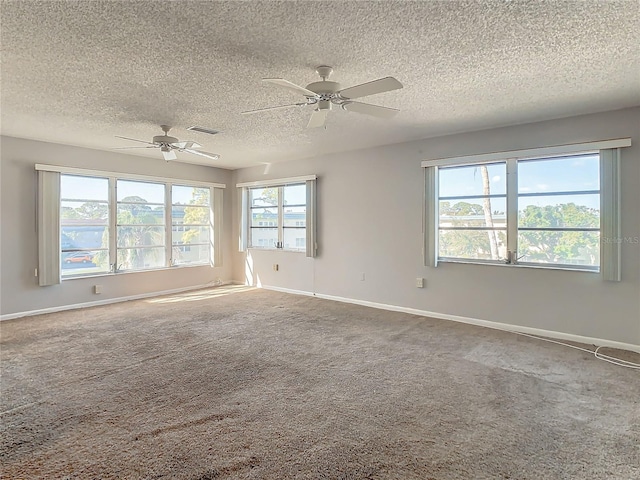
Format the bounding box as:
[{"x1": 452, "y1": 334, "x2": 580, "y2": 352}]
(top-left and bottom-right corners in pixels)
[{"x1": 508, "y1": 330, "x2": 640, "y2": 370}]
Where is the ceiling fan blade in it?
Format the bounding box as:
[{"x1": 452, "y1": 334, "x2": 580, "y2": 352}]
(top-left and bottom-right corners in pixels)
[
  {"x1": 112, "y1": 146, "x2": 158, "y2": 150},
  {"x1": 162, "y1": 150, "x2": 177, "y2": 161},
  {"x1": 172, "y1": 141, "x2": 202, "y2": 149},
  {"x1": 184, "y1": 149, "x2": 220, "y2": 161},
  {"x1": 263, "y1": 78, "x2": 318, "y2": 97},
  {"x1": 338, "y1": 77, "x2": 403, "y2": 99},
  {"x1": 115, "y1": 135, "x2": 156, "y2": 145},
  {"x1": 241, "y1": 103, "x2": 308, "y2": 115},
  {"x1": 342, "y1": 101, "x2": 400, "y2": 119},
  {"x1": 306, "y1": 109, "x2": 329, "y2": 129}
]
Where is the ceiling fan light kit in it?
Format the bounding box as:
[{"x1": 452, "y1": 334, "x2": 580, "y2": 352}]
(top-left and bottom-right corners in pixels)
[{"x1": 242, "y1": 66, "x2": 403, "y2": 128}]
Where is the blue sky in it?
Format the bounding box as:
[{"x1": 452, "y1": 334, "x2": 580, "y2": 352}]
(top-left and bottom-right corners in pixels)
[
  {"x1": 439, "y1": 153, "x2": 600, "y2": 210},
  {"x1": 60, "y1": 175, "x2": 210, "y2": 205}
]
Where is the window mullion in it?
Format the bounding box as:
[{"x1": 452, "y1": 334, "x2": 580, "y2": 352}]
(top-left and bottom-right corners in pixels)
[
  {"x1": 109, "y1": 177, "x2": 117, "y2": 272},
  {"x1": 278, "y1": 186, "x2": 284, "y2": 247},
  {"x1": 165, "y1": 183, "x2": 172, "y2": 267},
  {"x1": 506, "y1": 159, "x2": 518, "y2": 263}
]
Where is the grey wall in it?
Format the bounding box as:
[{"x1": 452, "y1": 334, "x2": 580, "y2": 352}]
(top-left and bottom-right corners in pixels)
[
  {"x1": 232, "y1": 108, "x2": 640, "y2": 345},
  {"x1": 0, "y1": 137, "x2": 234, "y2": 316}
]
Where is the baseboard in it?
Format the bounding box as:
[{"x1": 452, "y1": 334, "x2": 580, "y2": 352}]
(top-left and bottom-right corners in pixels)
[
  {"x1": 260, "y1": 285, "x2": 640, "y2": 354},
  {"x1": 0, "y1": 281, "x2": 233, "y2": 321}
]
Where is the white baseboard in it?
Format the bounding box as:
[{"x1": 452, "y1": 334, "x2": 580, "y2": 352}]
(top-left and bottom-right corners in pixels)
[
  {"x1": 0, "y1": 281, "x2": 232, "y2": 321},
  {"x1": 261, "y1": 285, "x2": 640, "y2": 354}
]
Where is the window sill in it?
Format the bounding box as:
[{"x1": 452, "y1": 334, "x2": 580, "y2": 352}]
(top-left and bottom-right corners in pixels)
[
  {"x1": 247, "y1": 247, "x2": 306, "y2": 254},
  {"x1": 438, "y1": 258, "x2": 600, "y2": 273}
]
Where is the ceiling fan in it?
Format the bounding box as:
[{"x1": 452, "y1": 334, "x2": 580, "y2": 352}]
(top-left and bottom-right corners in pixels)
[
  {"x1": 242, "y1": 66, "x2": 403, "y2": 128},
  {"x1": 114, "y1": 125, "x2": 220, "y2": 161}
]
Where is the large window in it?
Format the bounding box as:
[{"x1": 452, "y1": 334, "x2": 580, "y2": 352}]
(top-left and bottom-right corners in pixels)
[
  {"x1": 60, "y1": 175, "x2": 110, "y2": 277},
  {"x1": 238, "y1": 175, "x2": 317, "y2": 257},
  {"x1": 37, "y1": 165, "x2": 223, "y2": 282},
  {"x1": 423, "y1": 139, "x2": 630, "y2": 276}
]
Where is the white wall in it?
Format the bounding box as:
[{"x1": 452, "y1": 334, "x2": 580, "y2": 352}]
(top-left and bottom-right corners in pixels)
[
  {"x1": 232, "y1": 108, "x2": 640, "y2": 345},
  {"x1": 0, "y1": 137, "x2": 234, "y2": 316}
]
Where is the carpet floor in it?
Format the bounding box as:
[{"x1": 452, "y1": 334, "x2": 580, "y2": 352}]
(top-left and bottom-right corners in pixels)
[{"x1": 1, "y1": 286, "x2": 639, "y2": 479}]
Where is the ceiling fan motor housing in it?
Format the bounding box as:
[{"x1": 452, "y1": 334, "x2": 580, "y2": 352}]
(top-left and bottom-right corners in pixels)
[
  {"x1": 306, "y1": 80, "x2": 342, "y2": 110},
  {"x1": 153, "y1": 135, "x2": 179, "y2": 145}
]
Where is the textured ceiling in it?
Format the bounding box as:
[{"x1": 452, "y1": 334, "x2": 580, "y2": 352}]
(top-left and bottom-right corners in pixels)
[{"x1": 1, "y1": 1, "x2": 639, "y2": 170}]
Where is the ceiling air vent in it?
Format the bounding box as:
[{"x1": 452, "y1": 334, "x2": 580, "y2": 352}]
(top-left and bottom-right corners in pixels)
[{"x1": 187, "y1": 126, "x2": 220, "y2": 135}]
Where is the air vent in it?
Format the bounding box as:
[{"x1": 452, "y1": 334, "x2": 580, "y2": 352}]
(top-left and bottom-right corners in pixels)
[{"x1": 187, "y1": 126, "x2": 220, "y2": 135}]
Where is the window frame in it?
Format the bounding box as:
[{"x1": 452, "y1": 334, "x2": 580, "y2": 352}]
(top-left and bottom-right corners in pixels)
[
  {"x1": 237, "y1": 175, "x2": 317, "y2": 257},
  {"x1": 36, "y1": 164, "x2": 225, "y2": 282},
  {"x1": 422, "y1": 139, "x2": 630, "y2": 279}
]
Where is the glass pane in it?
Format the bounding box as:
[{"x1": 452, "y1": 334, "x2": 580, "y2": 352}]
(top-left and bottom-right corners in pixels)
[
  {"x1": 283, "y1": 227, "x2": 306, "y2": 251},
  {"x1": 62, "y1": 249, "x2": 110, "y2": 277},
  {"x1": 117, "y1": 206, "x2": 165, "y2": 225},
  {"x1": 117, "y1": 247, "x2": 166, "y2": 270},
  {"x1": 117, "y1": 180, "x2": 165, "y2": 203},
  {"x1": 172, "y1": 244, "x2": 210, "y2": 266},
  {"x1": 283, "y1": 206, "x2": 307, "y2": 227},
  {"x1": 439, "y1": 198, "x2": 506, "y2": 228},
  {"x1": 518, "y1": 154, "x2": 600, "y2": 194},
  {"x1": 61, "y1": 175, "x2": 108, "y2": 201},
  {"x1": 518, "y1": 231, "x2": 600, "y2": 267},
  {"x1": 117, "y1": 226, "x2": 165, "y2": 248},
  {"x1": 61, "y1": 200, "x2": 109, "y2": 224},
  {"x1": 250, "y1": 228, "x2": 278, "y2": 248},
  {"x1": 518, "y1": 194, "x2": 600, "y2": 228},
  {"x1": 171, "y1": 205, "x2": 210, "y2": 225},
  {"x1": 251, "y1": 208, "x2": 278, "y2": 227},
  {"x1": 283, "y1": 184, "x2": 306, "y2": 205},
  {"x1": 61, "y1": 226, "x2": 108, "y2": 250},
  {"x1": 172, "y1": 185, "x2": 210, "y2": 205},
  {"x1": 438, "y1": 229, "x2": 507, "y2": 261},
  {"x1": 439, "y1": 163, "x2": 506, "y2": 197},
  {"x1": 172, "y1": 226, "x2": 210, "y2": 244},
  {"x1": 251, "y1": 187, "x2": 278, "y2": 207}
]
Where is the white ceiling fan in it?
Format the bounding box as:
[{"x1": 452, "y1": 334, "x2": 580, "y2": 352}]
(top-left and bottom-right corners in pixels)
[
  {"x1": 242, "y1": 66, "x2": 403, "y2": 128},
  {"x1": 114, "y1": 125, "x2": 220, "y2": 161}
]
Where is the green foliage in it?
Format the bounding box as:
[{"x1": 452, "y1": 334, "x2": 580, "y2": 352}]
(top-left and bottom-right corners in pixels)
[
  {"x1": 518, "y1": 203, "x2": 599, "y2": 265},
  {"x1": 181, "y1": 188, "x2": 210, "y2": 244},
  {"x1": 116, "y1": 196, "x2": 164, "y2": 269},
  {"x1": 440, "y1": 201, "x2": 600, "y2": 265}
]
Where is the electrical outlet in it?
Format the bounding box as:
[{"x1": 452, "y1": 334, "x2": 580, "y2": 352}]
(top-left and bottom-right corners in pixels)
[
  {"x1": 273, "y1": 264, "x2": 279, "y2": 271},
  {"x1": 416, "y1": 277, "x2": 425, "y2": 288},
  {"x1": 93, "y1": 285, "x2": 102, "y2": 294}
]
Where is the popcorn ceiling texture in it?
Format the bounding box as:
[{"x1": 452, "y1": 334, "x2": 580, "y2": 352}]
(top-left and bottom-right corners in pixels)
[{"x1": 1, "y1": 0, "x2": 639, "y2": 169}]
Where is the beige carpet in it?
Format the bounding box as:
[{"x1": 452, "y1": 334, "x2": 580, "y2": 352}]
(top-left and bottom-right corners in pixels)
[{"x1": 1, "y1": 286, "x2": 638, "y2": 479}]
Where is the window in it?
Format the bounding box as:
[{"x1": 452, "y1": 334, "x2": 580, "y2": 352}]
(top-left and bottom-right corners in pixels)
[
  {"x1": 437, "y1": 155, "x2": 599, "y2": 268},
  {"x1": 422, "y1": 139, "x2": 630, "y2": 277},
  {"x1": 172, "y1": 185, "x2": 212, "y2": 266},
  {"x1": 60, "y1": 175, "x2": 110, "y2": 277},
  {"x1": 238, "y1": 175, "x2": 317, "y2": 257},
  {"x1": 438, "y1": 163, "x2": 507, "y2": 261},
  {"x1": 517, "y1": 154, "x2": 600, "y2": 267},
  {"x1": 36, "y1": 164, "x2": 224, "y2": 283},
  {"x1": 117, "y1": 180, "x2": 166, "y2": 271}
]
